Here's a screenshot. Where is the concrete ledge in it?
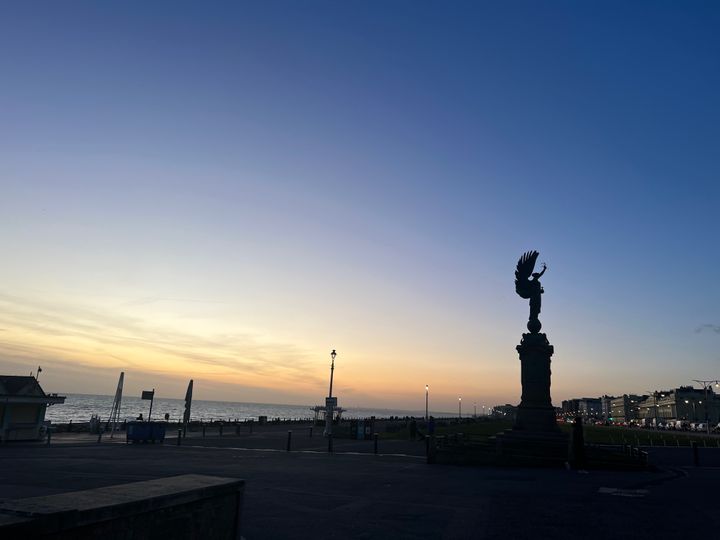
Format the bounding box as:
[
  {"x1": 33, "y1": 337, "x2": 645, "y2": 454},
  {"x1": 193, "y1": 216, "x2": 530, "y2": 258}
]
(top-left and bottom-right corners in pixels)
[{"x1": 0, "y1": 474, "x2": 244, "y2": 539}]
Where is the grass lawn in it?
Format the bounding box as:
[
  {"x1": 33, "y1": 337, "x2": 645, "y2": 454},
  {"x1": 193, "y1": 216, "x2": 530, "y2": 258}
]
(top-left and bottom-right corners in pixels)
[{"x1": 379, "y1": 418, "x2": 720, "y2": 447}]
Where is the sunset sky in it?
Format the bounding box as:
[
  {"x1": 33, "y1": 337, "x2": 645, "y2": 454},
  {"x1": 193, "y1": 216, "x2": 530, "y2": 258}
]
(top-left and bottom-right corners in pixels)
[{"x1": 1, "y1": 2, "x2": 719, "y2": 412}]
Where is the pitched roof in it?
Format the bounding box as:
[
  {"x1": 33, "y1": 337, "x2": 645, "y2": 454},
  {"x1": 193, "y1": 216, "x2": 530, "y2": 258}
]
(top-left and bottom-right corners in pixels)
[{"x1": 0, "y1": 376, "x2": 46, "y2": 397}]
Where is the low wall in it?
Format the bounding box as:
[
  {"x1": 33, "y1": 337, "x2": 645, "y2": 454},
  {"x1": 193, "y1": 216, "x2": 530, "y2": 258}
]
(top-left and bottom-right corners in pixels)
[{"x1": 0, "y1": 474, "x2": 244, "y2": 539}]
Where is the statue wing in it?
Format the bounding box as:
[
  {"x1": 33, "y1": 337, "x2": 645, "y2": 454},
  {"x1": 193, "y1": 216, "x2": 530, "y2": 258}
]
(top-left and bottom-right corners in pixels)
[{"x1": 515, "y1": 250, "x2": 538, "y2": 299}]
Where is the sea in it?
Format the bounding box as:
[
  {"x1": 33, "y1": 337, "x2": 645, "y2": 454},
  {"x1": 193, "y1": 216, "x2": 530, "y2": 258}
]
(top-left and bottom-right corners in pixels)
[{"x1": 45, "y1": 393, "x2": 454, "y2": 424}]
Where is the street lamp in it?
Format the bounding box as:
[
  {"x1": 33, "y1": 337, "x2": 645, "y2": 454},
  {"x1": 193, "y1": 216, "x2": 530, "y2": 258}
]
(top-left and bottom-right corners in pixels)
[
  {"x1": 474, "y1": 402, "x2": 477, "y2": 418},
  {"x1": 458, "y1": 396, "x2": 462, "y2": 419},
  {"x1": 425, "y1": 385, "x2": 429, "y2": 422},
  {"x1": 329, "y1": 349, "x2": 336, "y2": 398},
  {"x1": 692, "y1": 379, "x2": 720, "y2": 435},
  {"x1": 684, "y1": 399, "x2": 699, "y2": 422},
  {"x1": 324, "y1": 350, "x2": 337, "y2": 440}
]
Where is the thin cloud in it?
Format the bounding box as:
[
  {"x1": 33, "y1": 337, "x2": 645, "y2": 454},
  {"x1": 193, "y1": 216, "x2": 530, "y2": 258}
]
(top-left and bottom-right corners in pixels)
[
  {"x1": 0, "y1": 291, "x2": 324, "y2": 387},
  {"x1": 695, "y1": 324, "x2": 720, "y2": 334}
]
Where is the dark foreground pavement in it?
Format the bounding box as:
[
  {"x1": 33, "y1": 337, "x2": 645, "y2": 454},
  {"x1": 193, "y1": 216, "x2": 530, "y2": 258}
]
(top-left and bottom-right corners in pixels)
[{"x1": 1, "y1": 433, "x2": 718, "y2": 539}]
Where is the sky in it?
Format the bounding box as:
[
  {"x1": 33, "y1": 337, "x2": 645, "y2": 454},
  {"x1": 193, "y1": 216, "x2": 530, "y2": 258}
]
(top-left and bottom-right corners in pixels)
[{"x1": 1, "y1": 1, "x2": 719, "y2": 412}]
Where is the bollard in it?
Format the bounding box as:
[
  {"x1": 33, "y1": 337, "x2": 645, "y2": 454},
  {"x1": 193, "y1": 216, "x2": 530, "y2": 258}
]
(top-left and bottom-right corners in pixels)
[
  {"x1": 328, "y1": 433, "x2": 333, "y2": 453},
  {"x1": 97, "y1": 431, "x2": 102, "y2": 444},
  {"x1": 691, "y1": 441, "x2": 699, "y2": 466},
  {"x1": 46, "y1": 429, "x2": 52, "y2": 446},
  {"x1": 176, "y1": 429, "x2": 182, "y2": 446},
  {"x1": 202, "y1": 425, "x2": 206, "y2": 438},
  {"x1": 309, "y1": 427, "x2": 313, "y2": 438},
  {"x1": 374, "y1": 433, "x2": 378, "y2": 454},
  {"x1": 287, "y1": 430, "x2": 292, "y2": 451}
]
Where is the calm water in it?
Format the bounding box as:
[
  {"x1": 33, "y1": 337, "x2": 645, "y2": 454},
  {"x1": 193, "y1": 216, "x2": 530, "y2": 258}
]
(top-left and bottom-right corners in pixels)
[{"x1": 45, "y1": 394, "x2": 454, "y2": 424}]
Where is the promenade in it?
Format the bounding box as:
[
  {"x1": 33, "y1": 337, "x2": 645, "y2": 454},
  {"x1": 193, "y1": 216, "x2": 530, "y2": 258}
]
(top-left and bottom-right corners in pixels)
[{"x1": 2, "y1": 425, "x2": 719, "y2": 539}]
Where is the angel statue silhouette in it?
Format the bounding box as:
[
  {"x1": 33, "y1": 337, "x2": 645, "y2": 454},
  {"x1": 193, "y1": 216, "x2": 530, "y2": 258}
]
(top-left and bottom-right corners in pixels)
[{"x1": 515, "y1": 250, "x2": 547, "y2": 333}]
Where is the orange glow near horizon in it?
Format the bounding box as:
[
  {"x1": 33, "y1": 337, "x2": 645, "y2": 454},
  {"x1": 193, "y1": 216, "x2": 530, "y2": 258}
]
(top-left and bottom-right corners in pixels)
[{"x1": 0, "y1": 291, "x2": 519, "y2": 411}]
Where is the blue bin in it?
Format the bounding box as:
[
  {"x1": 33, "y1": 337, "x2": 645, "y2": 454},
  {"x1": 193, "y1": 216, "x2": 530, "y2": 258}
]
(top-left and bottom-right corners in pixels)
[{"x1": 126, "y1": 421, "x2": 166, "y2": 444}]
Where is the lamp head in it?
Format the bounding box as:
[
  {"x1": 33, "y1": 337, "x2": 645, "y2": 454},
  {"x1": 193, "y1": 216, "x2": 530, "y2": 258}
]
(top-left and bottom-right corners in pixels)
[{"x1": 331, "y1": 349, "x2": 336, "y2": 360}]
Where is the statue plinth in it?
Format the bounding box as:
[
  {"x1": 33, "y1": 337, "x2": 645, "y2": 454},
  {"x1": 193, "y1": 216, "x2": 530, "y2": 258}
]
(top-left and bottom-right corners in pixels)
[
  {"x1": 514, "y1": 332, "x2": 558, "y2": 432},
  {"x1": 494, "y1": 330, "x2": 568, "y2": 464}
]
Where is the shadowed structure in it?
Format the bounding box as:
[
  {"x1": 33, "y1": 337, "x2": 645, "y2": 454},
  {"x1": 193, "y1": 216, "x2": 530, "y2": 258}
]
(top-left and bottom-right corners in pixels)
[{"x1": 495, "y1": 252, "x2": 567, "y2": 463}]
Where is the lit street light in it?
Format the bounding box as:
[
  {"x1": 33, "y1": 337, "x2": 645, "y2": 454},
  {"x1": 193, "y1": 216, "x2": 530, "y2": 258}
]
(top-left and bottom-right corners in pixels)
[
  {"x1": 458, "y1": 396, "x2": 462, "y2": 419},
  {"x1": 684, "y1": 399, "x2": 702, "y2": 422},
  {"x1": 692, "y1": 379, "x2": 720, "y2": 435},
  {"x1": 324, "y1": 350, "x2": 337, "y2": 439}
]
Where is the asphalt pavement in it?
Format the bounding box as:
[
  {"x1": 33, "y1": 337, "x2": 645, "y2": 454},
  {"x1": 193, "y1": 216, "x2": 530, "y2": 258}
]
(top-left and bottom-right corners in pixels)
[{"x1": 1, "y1": 427, "x2": 718, "y2": 539}]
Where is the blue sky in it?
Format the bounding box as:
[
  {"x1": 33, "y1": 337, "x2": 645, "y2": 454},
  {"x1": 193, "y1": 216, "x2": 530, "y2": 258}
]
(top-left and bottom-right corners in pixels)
[{"x1": 0, "y1": 2, "x2": 718, "y2": 409}]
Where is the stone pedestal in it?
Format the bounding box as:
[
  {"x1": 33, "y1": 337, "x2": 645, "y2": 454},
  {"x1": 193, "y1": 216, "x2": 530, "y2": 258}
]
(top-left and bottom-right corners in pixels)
[
  {"x1": 514, "y1": 332, "x2": 559, "y2": 432},
  {"x1": 495, "y1": 331, "x2": 568, "y2": 463}
]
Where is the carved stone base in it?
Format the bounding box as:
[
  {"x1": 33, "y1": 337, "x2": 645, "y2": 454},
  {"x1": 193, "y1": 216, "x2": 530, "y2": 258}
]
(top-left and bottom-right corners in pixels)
[
  {"x1": 514, "y1": 405, "x2": 560, "y2": 432},
  {"x1": 514, "y1": 331, "x2": 558, "y2": 432},
  {"x1": 493, "y1": 331, "x2": 567, "y2": 464}
]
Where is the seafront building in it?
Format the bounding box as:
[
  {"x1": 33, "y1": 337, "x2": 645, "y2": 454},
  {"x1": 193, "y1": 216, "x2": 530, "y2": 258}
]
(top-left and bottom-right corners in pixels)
[
  {"x1": 638, "y1": 386, "x2": 719, "y2": 424},
  {"x1": 600, "y1": 395, "x2": 616, "y2": 421},
  {"x1": 560, "y1": 398, "x2": 602, "y2": 419},
  {"x1": 608, "y1": 394, "x2": 646, "y2": 424},
  {"x1": 557, "y1": 386, "x2": 719, "y2": 426},
  {"x1": 490, "y1": 404, "x2": 517, "y2": 421},
  {"x1": 0, "y1": 375, "x2": 65, "y2": 441}
]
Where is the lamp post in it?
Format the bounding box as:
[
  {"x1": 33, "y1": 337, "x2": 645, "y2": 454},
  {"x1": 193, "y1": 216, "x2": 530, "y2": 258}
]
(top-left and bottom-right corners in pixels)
[
  {"x1": 684, "y1": 399, "x2": 701, "y2": 422},
  {"x1": 324, "y1": 350, "x2": 337, "y2": 438},
  {"x1": 458, "y1": 396, "x2": 462, "y2": 419},
  {"x1": 692, "y1": 379, "x2": 720, "y2": 435},
  {"x1": 425, "y1": 385, "x2": 429, "y2": 422},
  {"x1": 328, "y1": 349, "x2": 336, "y2": 398},
  {"x1": 474, "y1": 402, "x2": 477, "y2": 418}
]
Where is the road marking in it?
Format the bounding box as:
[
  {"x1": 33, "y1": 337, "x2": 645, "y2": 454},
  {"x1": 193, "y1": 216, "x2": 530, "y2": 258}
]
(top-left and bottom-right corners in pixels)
[{"x1": 598, "y1": 487, "x2": 648, "y2": 498}]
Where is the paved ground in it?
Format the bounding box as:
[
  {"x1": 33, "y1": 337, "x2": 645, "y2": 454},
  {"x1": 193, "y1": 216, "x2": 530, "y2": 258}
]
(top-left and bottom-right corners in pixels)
[{"x1": 2, "y1": 426, "x2": 719, "y2": 539}]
